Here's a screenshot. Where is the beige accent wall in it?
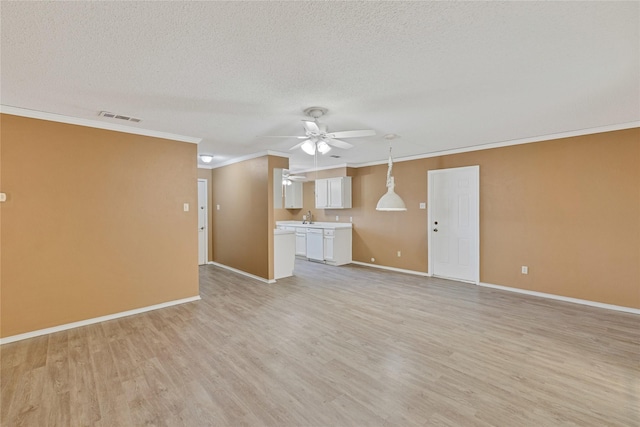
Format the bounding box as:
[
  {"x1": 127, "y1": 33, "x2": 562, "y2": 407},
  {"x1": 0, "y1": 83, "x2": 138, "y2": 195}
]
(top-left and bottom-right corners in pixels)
[
  {"x1": 197, "y1": 168, "x2": 214, "y2": 261},
  {"x1": 211, "y1": 155, "x2": 288, "y2": 280},
  {"x1": 0, "y1": 114, "x2": 200, "y2": 338},
  {"x1": 278, "y1": 128, "x2": 640, "y2": 308}
]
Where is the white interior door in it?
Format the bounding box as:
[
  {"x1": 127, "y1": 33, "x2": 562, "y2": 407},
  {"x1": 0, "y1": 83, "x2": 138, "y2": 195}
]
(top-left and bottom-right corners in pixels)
[
  {"x1": 428, "y1": 166, "x2": 479, "y2": 283},
  {"x1": 197, "y1": 179, "x2": 208, "y2": 265}
]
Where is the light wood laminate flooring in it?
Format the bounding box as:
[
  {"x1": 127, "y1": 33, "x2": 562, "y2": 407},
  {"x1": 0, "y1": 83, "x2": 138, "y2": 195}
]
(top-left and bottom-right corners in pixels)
[{"x1": 1, "y1": 261, "x2": 639, "y2": 426}]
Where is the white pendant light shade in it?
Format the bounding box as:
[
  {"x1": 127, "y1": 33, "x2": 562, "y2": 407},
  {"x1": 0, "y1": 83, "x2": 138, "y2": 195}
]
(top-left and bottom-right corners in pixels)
[
  {"x1": 301, "y1": 140, "x2": 316, "y2": 155},
  {"x1": 376, "y1": 177, "x2": 407, "y2": 211},
  {"x1": 376, "y1": 134, "x2": 407, "y2": 211},
  {"x1": 317, "y1": 140, "x2": 331, "y2": 154}
]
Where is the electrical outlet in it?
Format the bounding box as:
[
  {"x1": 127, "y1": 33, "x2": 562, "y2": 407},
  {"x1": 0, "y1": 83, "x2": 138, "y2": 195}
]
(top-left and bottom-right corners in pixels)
[
  {"x1": 349, "y1": 216, "x2": 353, "y2": 222},
  {"x1": 335, "y1": 215, "x2": 339, "y2": 221},
  {"x1": 397, "y1": 251, "x2": 402, "y2": 257},
  {"x1": 303, "y1": 215, "x2": 307, "y2": 220},
  {"x1": 216, "y1": 204, "x2": 220, "y2": 210},
  {"x1": 371, "y1": 257, "x2": 375, "y2": 263},
  {"x1": 419, "y1": 202, "x2": 426, "y2": 209},
  {"x1": 521, "y1": 266, "x2": 528, "y2": 275}
]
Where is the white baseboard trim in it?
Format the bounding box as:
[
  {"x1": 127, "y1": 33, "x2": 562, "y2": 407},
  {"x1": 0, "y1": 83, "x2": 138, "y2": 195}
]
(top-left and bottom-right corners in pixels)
[
  {"x1": 478, "y1": 282, "x2": 640, "y2": 315},
  {"x1": 0, "y1": 295, "x2": 201, "y2": 345},
  {"x1": 207, "y1": 261, "x2": 276, "y2": 284},
  {"x1": 351, "y1": 261, "x2": 431, "y2": 277}
]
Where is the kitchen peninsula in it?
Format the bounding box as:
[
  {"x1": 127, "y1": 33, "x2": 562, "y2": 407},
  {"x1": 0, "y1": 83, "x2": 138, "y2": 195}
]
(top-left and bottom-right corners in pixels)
[{"x1": 276, "y1": 221, "x2": 352, "y2": 266}]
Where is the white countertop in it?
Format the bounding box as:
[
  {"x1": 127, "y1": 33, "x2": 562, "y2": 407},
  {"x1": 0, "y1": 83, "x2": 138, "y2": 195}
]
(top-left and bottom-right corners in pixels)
[{"x1": 276, "y1": 221, "x2": 353, "y2": 230}]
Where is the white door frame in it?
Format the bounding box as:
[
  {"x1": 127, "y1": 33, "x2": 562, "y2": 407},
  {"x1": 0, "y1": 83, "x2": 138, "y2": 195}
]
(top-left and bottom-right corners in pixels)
[
  {"x1": 197, "y1": 179, "x2": 208, "y2": 265},
  {"x1": 427, "y1": 165, "x2": 480, "y2": 284}
]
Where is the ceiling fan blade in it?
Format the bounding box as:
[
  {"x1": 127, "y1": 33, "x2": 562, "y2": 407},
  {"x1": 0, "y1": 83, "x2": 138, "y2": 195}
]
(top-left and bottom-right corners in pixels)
[
  {"x1": 264, "y1": 135, "x2": 307, "y2": 139},
  {"x1": 289, "y1": 141, "x2": 305, "y2": 150},
  {"x1": 326, "y1": 129, "x2": 376, "y2": 139},
  {"x1": 327, "y1": 138, "x2": 354, "y2": 149},
  {"x1": 302, "y1": 120, "x2": 320, "y2": 133}
]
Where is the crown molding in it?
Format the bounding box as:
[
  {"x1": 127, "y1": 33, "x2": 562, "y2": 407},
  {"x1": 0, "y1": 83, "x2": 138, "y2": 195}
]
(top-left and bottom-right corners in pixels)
[
  {"x1": 0, "y1": 105, "x2": 202, "y2": 144},
  {"x1": 208, "y1": 150, "x2": 290, "y2": 169},
  {"x1": 290, "y1": 163, "x2": 350, "y2": 174},
  {"x1": 352, "y1": 121, "x2": 640, "y2": 168}
]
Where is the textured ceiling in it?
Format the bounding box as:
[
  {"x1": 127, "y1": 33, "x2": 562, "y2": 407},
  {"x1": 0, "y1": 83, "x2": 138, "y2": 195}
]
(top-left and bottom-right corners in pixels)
[{"x1": 1, "y1": 1, "x2": 638, "y2": 171}]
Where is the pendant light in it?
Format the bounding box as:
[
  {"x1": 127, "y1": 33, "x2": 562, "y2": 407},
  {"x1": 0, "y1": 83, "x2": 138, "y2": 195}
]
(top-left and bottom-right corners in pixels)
[{"x1": 376, "y1": 134, "x2": 407, "y2": 211}]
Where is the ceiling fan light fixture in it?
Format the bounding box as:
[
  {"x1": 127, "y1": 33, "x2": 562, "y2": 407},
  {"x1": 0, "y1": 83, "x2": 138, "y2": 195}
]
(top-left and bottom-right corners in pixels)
[
  {"x1": 301, "y1": 140, "x2": 316, "y2": 155},
  {"x1": 199, "y1": 154, "x2": 214, "y2": 163},
  {"x1": 317, "y1": 140, "x2": 331, "y2": 154}
]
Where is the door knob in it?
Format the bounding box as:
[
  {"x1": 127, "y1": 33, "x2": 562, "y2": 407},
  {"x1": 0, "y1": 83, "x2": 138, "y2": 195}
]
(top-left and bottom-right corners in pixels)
[{"x1": 433, "y1": 228, "x2": 438, "y2": 232}]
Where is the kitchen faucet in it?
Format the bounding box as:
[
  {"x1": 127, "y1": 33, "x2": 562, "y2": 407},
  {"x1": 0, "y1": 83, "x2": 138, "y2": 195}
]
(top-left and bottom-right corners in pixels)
[{"x1": 303, "y1": 210, "x2": 313, "y2": 224}]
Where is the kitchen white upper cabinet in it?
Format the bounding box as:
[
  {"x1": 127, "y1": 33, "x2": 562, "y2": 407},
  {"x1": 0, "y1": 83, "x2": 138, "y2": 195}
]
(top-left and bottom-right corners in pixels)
[
  {"x1": 284, "y1": 181, "x2": 303, "y2": 209},
  {"x1": 315, "y1": 177, "x2": 352, "y2": 209},
  {"x1": 315, "y1": 179, "x2": 329, "y2": 208}
]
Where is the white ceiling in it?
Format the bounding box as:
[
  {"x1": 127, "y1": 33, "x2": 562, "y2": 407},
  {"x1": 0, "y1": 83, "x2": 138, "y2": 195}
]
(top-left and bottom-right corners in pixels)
[{"x1": 1, "y1": 1, "x2": 638, "y2": 171}]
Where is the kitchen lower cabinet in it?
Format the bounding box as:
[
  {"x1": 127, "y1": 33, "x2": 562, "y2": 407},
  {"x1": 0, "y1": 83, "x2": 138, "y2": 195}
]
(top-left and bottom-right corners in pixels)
[
  {"x1": 295, "y1": 228, "x2": 307, "y2": 256},
  {"x1": 276, "y1": 222, "x2": 352, "y2": 266},
  {"x1": 323, "y1": 228, "x2": 351, "y2": 266},
  {"x1": 323, "y1": 230, "x2": 334, "y2": 261}
]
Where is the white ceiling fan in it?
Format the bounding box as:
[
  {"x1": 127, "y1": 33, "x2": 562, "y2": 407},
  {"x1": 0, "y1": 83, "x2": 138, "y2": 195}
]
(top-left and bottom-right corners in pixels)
[
  {"x1": 282, "y1": 169, "x2": 308, "y2": 185},
  {"x1": 270, "y1": 107, "x2": 376, "y2": 155}
]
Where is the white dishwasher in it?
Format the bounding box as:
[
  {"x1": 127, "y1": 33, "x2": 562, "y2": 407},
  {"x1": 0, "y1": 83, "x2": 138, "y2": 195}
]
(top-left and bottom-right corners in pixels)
[{"x1": 306, "y1": 228, "x2": 324, "y2": 261}]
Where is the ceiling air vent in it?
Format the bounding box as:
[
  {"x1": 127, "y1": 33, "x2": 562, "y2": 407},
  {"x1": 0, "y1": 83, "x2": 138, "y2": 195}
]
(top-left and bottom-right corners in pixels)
[{"x1": 99, "y1": 111, "x2": 142, "y2": 123}]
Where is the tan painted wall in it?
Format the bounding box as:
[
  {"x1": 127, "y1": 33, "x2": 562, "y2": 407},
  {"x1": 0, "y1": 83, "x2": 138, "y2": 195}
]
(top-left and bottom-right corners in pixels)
[
  {"x1": 0, "y1": 114, "x2": 200, "y2": 338},
  {"x1": 277, "y1": 129, "x2": 639, "y2": 308},
  {"x1": 197, "y1": 168, "x2": 214, "y2": 261},
  {"x1": 211, "y1": 155, "x2": 288, "y2": 280}
]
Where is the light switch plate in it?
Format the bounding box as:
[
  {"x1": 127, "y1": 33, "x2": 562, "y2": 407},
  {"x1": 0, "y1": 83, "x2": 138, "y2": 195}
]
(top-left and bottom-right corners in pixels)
[
  {"x1": 419, "y1": 202, "x2": 426, "y2": 209},
  {"x1": 183, "y1": 203, "x2": 189, "y2": 212},
  {"x1": 0, "y1": 193, "x2": 6, "y2": 202}
]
